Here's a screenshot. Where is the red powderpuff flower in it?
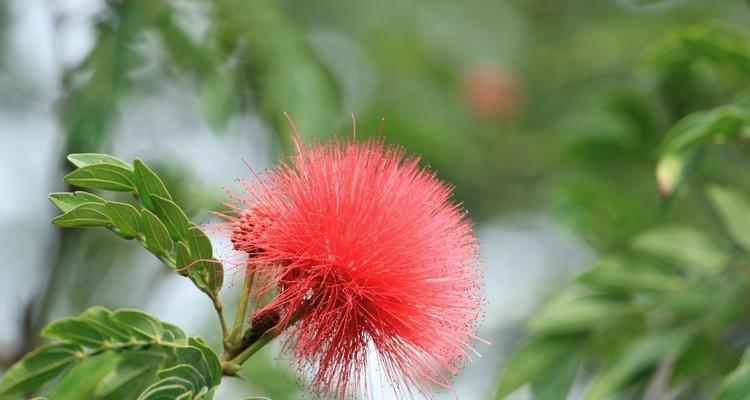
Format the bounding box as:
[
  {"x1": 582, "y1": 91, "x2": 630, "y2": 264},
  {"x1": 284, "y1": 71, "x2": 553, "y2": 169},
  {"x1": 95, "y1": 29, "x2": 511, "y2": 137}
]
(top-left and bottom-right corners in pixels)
[{"x1": 228, "y1": 137, "x2": 483, "y2": 399}]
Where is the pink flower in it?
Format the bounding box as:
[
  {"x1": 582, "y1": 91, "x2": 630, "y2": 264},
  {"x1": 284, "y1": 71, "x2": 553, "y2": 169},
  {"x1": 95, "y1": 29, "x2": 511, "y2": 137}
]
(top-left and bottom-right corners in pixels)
[{"x1": 229, "y1": 137, "x2": 483, "y2": 398}]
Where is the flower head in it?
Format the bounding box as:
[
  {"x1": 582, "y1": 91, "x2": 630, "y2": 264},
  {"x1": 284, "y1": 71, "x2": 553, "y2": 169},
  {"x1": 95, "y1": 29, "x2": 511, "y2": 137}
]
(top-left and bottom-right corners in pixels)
[{"x1": 228, "y1": 137, "x2": 482, "y2": 398}]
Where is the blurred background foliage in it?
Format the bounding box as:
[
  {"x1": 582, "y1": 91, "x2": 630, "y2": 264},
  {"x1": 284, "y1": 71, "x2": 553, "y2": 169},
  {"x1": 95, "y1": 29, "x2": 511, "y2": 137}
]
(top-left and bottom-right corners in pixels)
[{"x1": 3, "y1": 0, "x2": 750, "y2": 398}]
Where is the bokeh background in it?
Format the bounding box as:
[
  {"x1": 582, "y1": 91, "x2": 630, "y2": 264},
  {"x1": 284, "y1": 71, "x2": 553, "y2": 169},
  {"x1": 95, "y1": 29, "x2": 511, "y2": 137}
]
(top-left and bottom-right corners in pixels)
[{"x1": 2, "y1": 0, "x2": 750, "y2": 399}]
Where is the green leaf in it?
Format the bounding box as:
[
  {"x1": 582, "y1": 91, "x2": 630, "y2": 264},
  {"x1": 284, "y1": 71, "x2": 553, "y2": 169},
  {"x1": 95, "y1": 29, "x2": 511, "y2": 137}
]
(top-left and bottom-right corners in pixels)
[
  {"x1": 671, "y1": 334, "x2": 718, "y2": 383},
  {"x1": 140, "y1": 209, "x2": 173, "y2": 256},
  {"x1": 199, "y1": 71, "x2": 235, "y2": 132},
  {"x1": 632, "y1": 225, "x2": 728, "y2": 271},
  {"x1": 68, "y1": 153, "x2": 132, "y2": 169},
  {"x1": 496, "y1": 336, "x2": 581, "y2": 399},
  {"x1": 713, "y1": 365, "x2": 750, "y2": 400},
  {"x1": 133, "y1": 159, "x2": 172, "y2": 210},
  {"x1": 655, "y1": 147, "x2": 700, "y2": 199},
  {"x1": 585, "y1": 329, "x2": 691, "y2": 400},
  {"x1": 78, "y1": 307, "x2": 132, "y2": 343},
  {"x1": 161, "y1": 322, "x2": 188, "y2": 343},
  {"x1": 175, "y1": 241, "x2": 192, "y2": 275},
  {"x1": 110, "y1": 309, "x2": 164, "y2": 341},
  {"x1": 105, "y1": 201, "x2": 141, "y2": 238},
  {"x1": 529, "y1": 293, "x2": 628, "y2": 335},
  {"x1": 49, "y1": 191, "x2": 106, "y2": 213},
  {"x1": 42, "y1": 318, "x2": 106, "y2": 348},
  {"x1": 707, "y1": 185, "x2": 750, "y2": 251},
  {"x1": 202, "y1": 387, "x2": 218, "y2": 400},
  {"x1": 64, "y1": 163, "x2": 135, "y2": 192},
  {"x1": 186, "y1": 226, "x2": 223, "y2": 294},
  {"x1": 577, "y1": 256, "x2": 681, "y2": 292},
  {"x1": 655, "y1": 105, "x2": 750, "y2": 197},
  {"x1": 530, "y1": 348, "x2": 583, "y2": 400},
  {"x1": 47, "y1": 351, "x2": 120, "y2": 400},
  {"x1": 644, "y1": 21, "x2": 750, "y2": 74},
  {"x1": 137, "y1": 377, "x2": 194, "y2": 400},
  {"x1": 52, "y1": 203, "x2": 111, "y2": 228},
  {"x1": 658, "y1": 105, "x2": 749, "y2": 156},
  {"x1": 214, "y1": 1, "x2": 339, "y2": 144},
  {"x1": 175, "y1": 346, "x2": 211, "y2": 385},
  {"x1": 0, "y1": 342, "x2": 82, "y2": 396},
  {"x1": 157, "y1": 364, "x2": 206, "y2": 391},
  {"x1": 151, "y1": 195, "x2": 191, "y2": 242},
  {"x1": 188, "y1": 337, "x2": 221, "y2": 386},
  {"x1": 96, "y1": 352, "x2": 164, "y2": 400}
]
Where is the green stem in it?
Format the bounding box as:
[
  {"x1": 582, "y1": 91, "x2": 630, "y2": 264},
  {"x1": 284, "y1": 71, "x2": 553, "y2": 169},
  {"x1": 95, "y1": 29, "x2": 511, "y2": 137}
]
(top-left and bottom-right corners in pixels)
[
  {"x1": 212, "y1": 296, "x2": 230, "y2": 349},
  {"x1": 227, "y1": 270, "x2": 254, "y2": 346},
  {"x1": 223, "y1": 330, "x2": 279, "y2": 375}
]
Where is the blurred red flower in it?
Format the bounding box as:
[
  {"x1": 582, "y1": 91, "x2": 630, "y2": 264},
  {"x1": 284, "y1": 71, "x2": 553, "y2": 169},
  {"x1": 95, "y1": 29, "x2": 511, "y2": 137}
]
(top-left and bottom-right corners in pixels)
[
  {"x1": 229, "y1": 137, "x2": 483, "y2": 398},
  {"x1": 459, "y1": 63, "x2": 524, "y2": 118}
]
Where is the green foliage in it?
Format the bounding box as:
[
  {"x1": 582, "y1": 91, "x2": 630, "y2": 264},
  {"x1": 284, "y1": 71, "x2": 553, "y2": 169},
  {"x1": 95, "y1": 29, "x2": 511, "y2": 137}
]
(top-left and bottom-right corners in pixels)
[
  {"x1": 50, "y1": 154, "x2": 224, "y2": 300},
  {"x1": 707, "y1": 186, "x2": 750, "y2": 252},
  {"x1": 0, "y1": 307, "x2": 220, "y2": 399},
  {"x1": 496, "y1": 336, "x2": 581, "y2": 399},
  {"x1": 497, "y1": 19, "x2": 750, "y2": 400},
  {"x1": 34, "y1": 154, "x2": 237, "y2": 398},
  {"x1": 0, "y1": 343, "x2": 82, "y2": 396},
  {"x1": 64, "y1": 164, "x2": 136, "y2": 192},
  {"x1": 655, "y1": 105, "x2": 750, "y2": 198},
  {"x1": 714, "y1": 350, "x2": 750, "y2": 400}
]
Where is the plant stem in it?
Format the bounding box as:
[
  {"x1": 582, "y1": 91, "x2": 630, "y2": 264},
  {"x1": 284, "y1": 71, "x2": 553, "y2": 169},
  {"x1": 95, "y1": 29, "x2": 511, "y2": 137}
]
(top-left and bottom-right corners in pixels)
[
  {"x1": 223, "y1": 329, "x2": 279, "y2": 375},
  {"x1": 228, "y1": 270, "x2": 254, "y2": 346},
  {"x1": 212, "y1": 295, "x2": 230, "y2": 349}
]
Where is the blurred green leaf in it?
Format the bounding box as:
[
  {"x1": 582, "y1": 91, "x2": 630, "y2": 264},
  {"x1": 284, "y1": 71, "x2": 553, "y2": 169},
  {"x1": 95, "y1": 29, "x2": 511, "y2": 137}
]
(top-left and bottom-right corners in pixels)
[
  {"x1": 707, "y1": 185, "x2": 750, "y2": 251},
  {"x1": 152, "y1": 195, "x2": 191, "y2": 242},
  {"x1": 632, "y1": 225, "x2": 728, "y2": 271},
  {"x1": 644, "y1": 21, "x2": 750, "y2": 74},
  {"x1": 656, "y1": 105, "x2": 750, "y2": 197},
  {"x1": 0, "y1": 342, "x2": 82, "y2": 396},
  {"x1": 529, "y1": 294, "x2": 629, "y2": 335},
  {"x1": 67, "y1": 154, "x2": 132, "y2": 169},
  {"x1": 577, "y1": 256, "x2": 681, "y2": 292},
  {"x1": 213, "y1": 0, "x2": 339, "y2": 144},
  {"x1": 655, "y1": 147, "x2": 701, "y2": 200},
  {"x1": 658, "y1": 105, "x2": 749, "y2": 156},
  {"x1": 672, "y1": 334, "x2": 720, "y2": 383},
  {"x1": 530, "y1": 348, "x2": 583, "y2": 400},
  {"x1": 49, "y1": 192, "x2": 106, "y2": 213},
  {"x1": 140, "y1": 209, "x2": 173, "y2": 256},
  {"x1": 199, "y1": 72, "x2": 236, "y2": 132},
  {"x1": 47, "y1": 351, "x2": 120, "y2": 400},
  {"x1": 496, "y1": 336, "x2": 581, "y2": 399},
  {"x1": 156, "y1": 15, "x2": 234, "y2": 134},
  {"x1": 134, "y1": 159, "x2": 173, "y2": 210},
  {"x1": 64, "y1": 163, "x2": 136, "y2": 192},
  {"x1": 104, "y1": 201, "x2": 141, "y2": 239},
  {"x1": 52, "y1": 203, "x2": 111, "y2": 228},
  {"x1": 585, "y1": 329, "x2": 691, "y2": 400},
  {"x1": 713, "y1": 363, "x2": 750, "y2": 400}
]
